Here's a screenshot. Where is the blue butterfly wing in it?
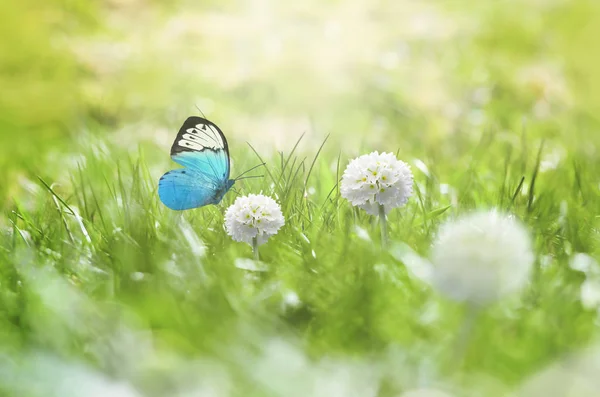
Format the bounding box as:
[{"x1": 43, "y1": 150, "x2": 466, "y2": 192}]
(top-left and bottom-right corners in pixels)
[
  {"x1": 158, "y1": 117, "x2": 233, "y2": 211},
  {"x1": 158, "y1": 169, "x2": 219, "y2": 210},
  {"x1": 172, "y1": 150, "x2": 229, "y2": 184}
]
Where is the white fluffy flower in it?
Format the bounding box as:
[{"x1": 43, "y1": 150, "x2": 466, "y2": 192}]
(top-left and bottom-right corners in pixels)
[
  {"x1": 341, "y1": 151, "x2": 413, "y2": 215},
  {"x1": 224, "y1": 194, "x2": 284, "y2": 245},
  {"x1": 430, "y1": 210, "x2": 534, "y2": 305}
]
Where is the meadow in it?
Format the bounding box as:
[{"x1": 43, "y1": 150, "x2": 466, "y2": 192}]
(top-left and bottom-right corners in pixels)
[{"x1": 2, "y1": 0, "x2": 600, "y2": 396}]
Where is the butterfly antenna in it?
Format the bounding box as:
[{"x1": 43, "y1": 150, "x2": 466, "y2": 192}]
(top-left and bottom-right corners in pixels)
[
  {"x1": 194, "y1": 104, "x2": 207, "y2": 119},
  {"x1": 234, "y1": 162, "x2": 266, "y2": 180},
  {"x1": 235, "y1": 175, "x2": 265, "y2": 181}
]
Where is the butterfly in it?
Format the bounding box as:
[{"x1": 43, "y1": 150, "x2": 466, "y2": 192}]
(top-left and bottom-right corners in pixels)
[{"x1": 158, "y1": 116, "x2": 235, "y2": 210}]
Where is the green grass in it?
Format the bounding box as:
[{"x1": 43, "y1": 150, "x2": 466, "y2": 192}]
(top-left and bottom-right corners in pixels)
[
  {"x1": 2, "y1": 0, "x2": 600, "y2": 396},
  {"x1": 2, "y1": 122, "x2": 599, "y2": 395}
]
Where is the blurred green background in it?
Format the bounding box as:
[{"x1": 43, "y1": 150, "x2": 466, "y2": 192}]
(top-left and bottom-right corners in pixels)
[
  {"x1": 3, "y1": 0, "x2": 600, "y2": 206},
  {"x1": 2, "y1": 0, "x2": 600, "y2": 396}
]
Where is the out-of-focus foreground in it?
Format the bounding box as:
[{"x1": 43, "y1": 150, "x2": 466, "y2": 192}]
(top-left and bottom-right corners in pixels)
[{"x1": 2, "y1": 0, "x2": 600, "y2": 396}]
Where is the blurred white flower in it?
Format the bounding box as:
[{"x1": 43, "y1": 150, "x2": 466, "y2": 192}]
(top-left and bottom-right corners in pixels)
[
  {"x1": 224, "y1": 194, "x2": 284, "y2": 245},
  {"x1": 516, "y1": 344, "x2": 600, "y2": 396},
  {"x1": 570, "y1": 253, "x2": 600, "y2": 277},
  {"x1": 580, "y1": 279, "x2": 600, "y2": 311},
  {"x1": 0, "y1": 353, "x2": 142, "y2": 397},
  {"x1": 569, "y1": 253, "x2": 600, "y2": 311},
  {"x1": 430, "y1": 211, "x2": 534, "y2": 305},
  {"x1": 341, "y1": 151, "x2": 413, "y2": 215},
  {"x1": 247, "y1": 339, "x2": 379, "y2": 397}
]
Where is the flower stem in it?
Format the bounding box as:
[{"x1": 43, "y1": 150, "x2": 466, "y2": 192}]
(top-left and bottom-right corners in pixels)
[
  {"x1": 378, "y1": 204, "x2": 388, "y2": 249},
  {"x1": 252, "y1": 236, "x2": 259, "y2": 260},
  {"x1": 452, "y1": 304, "x2": 480, "y2": 371}
]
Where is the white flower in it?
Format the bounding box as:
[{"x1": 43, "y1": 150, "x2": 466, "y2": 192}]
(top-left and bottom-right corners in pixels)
[
  {"x1": 430, "y1": 210, "x2": 534, "y2": 305},
  {"x1": 224, "y1": 194, "x2": 284, "y2": 245},
  {"x1": 341, "y1": 151, "x2": 413, "y2": 215}
]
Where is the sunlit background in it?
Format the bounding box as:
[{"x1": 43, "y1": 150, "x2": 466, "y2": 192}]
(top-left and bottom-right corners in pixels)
[
  {"x1": 4, "y1": 0, "x2": 600, "y2": 200},
  {"x1": 2, "y1": 0, "x2": 600, "y2": 396}
]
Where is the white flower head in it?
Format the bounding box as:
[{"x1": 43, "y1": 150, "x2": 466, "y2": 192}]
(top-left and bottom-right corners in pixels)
[
  {"x1": 341, "y1": 151, "x2": 413, "y2": 215},
  {"x1": 430, "y1": 210, "x2": 534, "y2": 305},
  {"x1": 224, "y1": 194, "x2": 285, "y2": 245}
]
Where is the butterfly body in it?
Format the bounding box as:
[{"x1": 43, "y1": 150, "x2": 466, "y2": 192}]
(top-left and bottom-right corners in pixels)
[{"x1": 158, "y1": 117, "x2": 235, "y2": 211}]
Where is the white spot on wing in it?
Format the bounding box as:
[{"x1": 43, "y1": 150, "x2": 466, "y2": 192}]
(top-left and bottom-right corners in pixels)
[
  {"x1": 178, "y1": 123, "x2": 224, "y2": 151},
  {"x1": 178, "y1": 140, "x2": 205, "y2": 151}
]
